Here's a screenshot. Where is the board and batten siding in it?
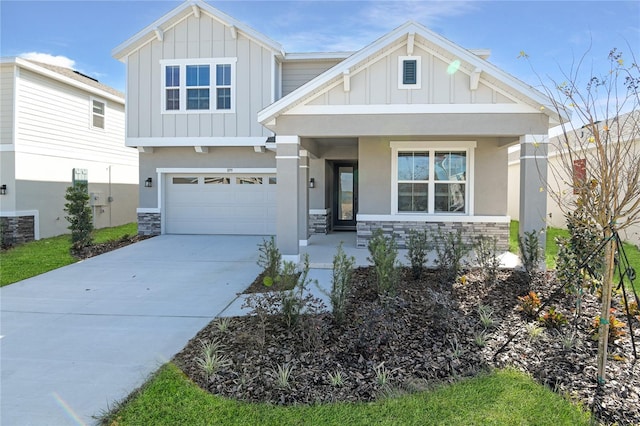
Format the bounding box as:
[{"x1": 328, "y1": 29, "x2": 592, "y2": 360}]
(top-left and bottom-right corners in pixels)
[
  {"x1": 0, "y1": 64, "x2": 15, "y2": 145},
  {"x1": 126, "y1": 14, "x2": 273, "y2": 140},
  {"x1": 306, "y1": 44, "x2": 515, "y2": 107},
  {"x1": 281, "y1": 60, "x2": 343, "y2": 97},
  {"x1": 14, "y1": 68, "x2": 134, "y2": 183}
]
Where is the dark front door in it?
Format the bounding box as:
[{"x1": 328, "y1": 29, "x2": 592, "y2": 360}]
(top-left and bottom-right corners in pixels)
[{"x1": 333, "y1": 162, "x2": 357, "y2": 230}]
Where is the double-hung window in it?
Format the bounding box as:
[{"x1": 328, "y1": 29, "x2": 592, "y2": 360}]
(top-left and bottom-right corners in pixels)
[
  {"x1": 392, "y1": 141, "x2": 475, "y2": 215},
  {"x1": 91, "y1": 98, "x2": 105, "y2": 129},
  {"x1": 161, "y1": 58, "x2": 236, "y2": 113}
]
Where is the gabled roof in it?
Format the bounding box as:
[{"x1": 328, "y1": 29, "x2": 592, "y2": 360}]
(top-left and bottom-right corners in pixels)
[
  {"x1": 258, "y1": 21, "x2": 567, "y2": 126},
  {"x1": 112, "y1": 0, "x2": 284, "y2": 62},
  {"x1": 0, "y1": 57, "x2": 124, "y2": 103}
]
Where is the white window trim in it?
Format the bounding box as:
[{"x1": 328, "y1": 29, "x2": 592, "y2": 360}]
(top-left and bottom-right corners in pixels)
[
  {"x1": 90, "y1": 97, "x2": 106, "y2": 130},
  {"x1": 390, "y1": 141, "x2": 476, "y2": 216},
  {"x1": 160, "y1": 58, "x2": 237, "y2": 114},
  {"x1": 398, "y1": 56, "x2": 422, "y2": 89}
]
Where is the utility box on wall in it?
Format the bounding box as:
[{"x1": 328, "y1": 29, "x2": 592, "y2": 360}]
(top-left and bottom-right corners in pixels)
[{"x1": 89, "y1": 192, "x2": 107, "y2": 206}]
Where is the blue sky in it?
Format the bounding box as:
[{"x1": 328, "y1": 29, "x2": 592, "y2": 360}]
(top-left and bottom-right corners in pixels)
[{"x1": 1, "y1": 0, "x2": 638, "y2": 95}]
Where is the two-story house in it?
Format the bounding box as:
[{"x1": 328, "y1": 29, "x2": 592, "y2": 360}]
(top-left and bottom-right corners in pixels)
[
  {"x1": 113, "y1": 0, "x2": 564, "y2": 262},
  {"x1": 0, "y1": 57, "x2": 138, "y2": 244}
]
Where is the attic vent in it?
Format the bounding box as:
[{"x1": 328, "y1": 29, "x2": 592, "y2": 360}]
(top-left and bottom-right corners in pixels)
[
  {"x1": 399, "y1": 56, "x2": 421, "y2": 89},
  {"x1": 73, "y1": 70, "x2": 99, "y2": 83},
  {"x1": 403, "y1": 60, "x2": 417, "y2": 85}
]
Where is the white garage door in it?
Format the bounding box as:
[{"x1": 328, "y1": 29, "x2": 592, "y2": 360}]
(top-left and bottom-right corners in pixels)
[{"x1": 165, "y1": 173, "x2": 277, "y2": 235}]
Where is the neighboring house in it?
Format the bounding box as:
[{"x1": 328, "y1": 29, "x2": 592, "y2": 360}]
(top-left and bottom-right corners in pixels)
[
  {"x1": 0, "y1": 57, "x2": 138, "y2": 244},
  {"x1": 508, "y1": 110, "x2": 640, "y2": 248},
  {"x1": 113, "y1": 0, "x2": 564, "y2": 262}
]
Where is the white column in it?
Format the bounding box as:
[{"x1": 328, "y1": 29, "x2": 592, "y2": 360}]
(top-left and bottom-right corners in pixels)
[
  {"x1": 519, "y1": 133, "x2": 549, "y2": 267},
  {"x1": 298, "y1": 150, "x2": 309, "y2": 246},
  {"x1": 276, "y1": 135, "x2": 300, "y2": 263}
]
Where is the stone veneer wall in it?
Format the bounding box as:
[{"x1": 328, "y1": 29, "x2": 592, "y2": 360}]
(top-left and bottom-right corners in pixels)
[
  {"x1": 138, "y1": 212, "x2": 161, "y2": 236},
  {"x1": 309, "y1": 211, "x2": 332, "y2": 235},
  {"x1": 356, "y1": 220, "x2": 510, "y2": 250},
  {"x1": 0, "y1": 215, "x2": 35, "y2": 247}
]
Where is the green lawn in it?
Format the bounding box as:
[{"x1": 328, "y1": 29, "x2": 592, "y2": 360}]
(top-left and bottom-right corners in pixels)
[
  {"x1": 0, "y1": 223, "x2": 137, "y2": 287},
  {"x1": 103, "y1": 363, "x2": 591, "y2": 426},
  {"x1": 510, "y1": 220, "x2": 640, "y2": 291}
]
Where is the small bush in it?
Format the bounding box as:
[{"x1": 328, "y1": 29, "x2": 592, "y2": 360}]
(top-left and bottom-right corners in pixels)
[
  {"x1": 367, "y1": 229, "x2": 399, "y2": 296},
  {"x1": 434, "y1": 229, "x2": 469, "y2": 283},
  {"x1": 257, "y1": 236, "x2": 281, "y2": 287},
  {"x1": 406, "y1": 229, "x2": 430, "y2": 279},
  {"x1": 328, "y1": 243, "x2": 355, "y2": 325},
  {"x1": 280, "y1": 254, "x2": 325, "y2": 329},
  {"x1": 538, "y1": 306, "x2": 568, "y2": 329},
  {"x1": 517, "y1": 291, "x2": 542, "y2": 319},
  {"x1": 64, "y1": 183, "x2": 94, "y2": 252},
  {"x1": 518, "y1": 230, "x2": 542, "y2": 285},
  {"x1": 592, "y1": 309, "x2": 626, "y2": 342},
  {"x1": 473, "y1": 235, "x2": 501, "y2": 284}
]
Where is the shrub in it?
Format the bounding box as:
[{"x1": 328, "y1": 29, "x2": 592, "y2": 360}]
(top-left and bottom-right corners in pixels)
[
  {"x1": 280, "y1": 254, "x2": 325, "y2": 329},
  {"x1": 518, "y1": 230, "x2": 542, "y2": 285},
  {"x1": 367, "y1": 229, "x2": 399, "y2": 296},
  {"x1": 517, "y1": 291, "x2": 542, "y2": 319},
  {"x1": 328, "y1": 243, "x2": 355, "y2": 325},
  {"x1": 592, "y1": 309, "x2": 626, "y2": 342},
  {"x1": 538, "y1": 306, "x2": 568, "y2": 329},
  {"x1": 256, "y1": 236, "x2": 281, "y2": 287},
  {"x1": 406, "y1": 229, "x2": 430, "y2": 279},
  {"x1": 473, "y1": 235, "x2": 501, "y2": 284},
  {"x1": 64, "y1": 182, "x2": 94, "y2": 252},
  {"x1": 433, "y1": 229, "x2": 469, "y2": 283}
]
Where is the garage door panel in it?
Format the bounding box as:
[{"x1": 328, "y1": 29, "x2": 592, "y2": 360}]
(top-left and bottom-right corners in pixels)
[{"x1": 165, "y1": 173, "x2": 277, "y2": 235}]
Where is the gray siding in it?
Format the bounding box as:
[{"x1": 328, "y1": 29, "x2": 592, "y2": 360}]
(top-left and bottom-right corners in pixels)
[
  {"x1": 126, "y1": 14, "x2": 274, "y2": 139},
  {"x1": 282, "y1": 60, "x2": 342, "y2": 96},
  {"x1": 0, "y1": 64, "x2": 14, "y2": 144},
  {"x1": 138, "y1": 146, "x2": 276, "y2": 208},
  {"x1": 314, "y1": 44, "x2": 514, "y2": 107}
]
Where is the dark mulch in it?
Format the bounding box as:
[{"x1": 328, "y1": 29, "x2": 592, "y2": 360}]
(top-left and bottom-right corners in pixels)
[
  {"x1": 72, "y1": 234, "x2": 152, "y2": 259},
  {"x1": 173, "y1": 267, "x2": 640, "y2": 425}
]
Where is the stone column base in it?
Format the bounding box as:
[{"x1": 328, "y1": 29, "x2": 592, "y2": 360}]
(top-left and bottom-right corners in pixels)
[{"x1": 137, "y1": 212, "x2": 161, "y2": 236}]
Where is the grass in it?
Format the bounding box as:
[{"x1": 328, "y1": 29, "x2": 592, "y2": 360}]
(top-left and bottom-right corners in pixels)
[
  {"x1": 510, "y1": 220, "x2": 639, "y2": 291},
  {"x1": 0, "y1": 222, "x2": 137, "y2": 287},
  {"x1": 103, "y1": 363, "x2": 591, "y2": 426}
]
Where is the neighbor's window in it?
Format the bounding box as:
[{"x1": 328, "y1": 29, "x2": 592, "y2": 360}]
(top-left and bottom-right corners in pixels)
[
  {"x1": 161, "y1": 59, "x2": 236, "y2": 113},
  {"x1": 399, "y1": 56, "x2": 421, "y2": 89},
  {"x1": 91, "y1": 98, "x2": 105, "y2": 129},
  {"x1": 392, "y1": 142, "x2": 474, "y2": 214}
]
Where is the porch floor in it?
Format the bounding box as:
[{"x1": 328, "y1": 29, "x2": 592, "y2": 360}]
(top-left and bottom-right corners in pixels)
[{"x1": 301, "y1": 232, "x2": 522, "y2": 270}]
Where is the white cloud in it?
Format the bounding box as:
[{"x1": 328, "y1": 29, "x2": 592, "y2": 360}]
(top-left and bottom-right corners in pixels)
[
  {"x1": 361, "y1": 0, "x2": 478, "y2": 30},
  {"x1": 19, "y1": 52, "x2": 76, "y2": 69}
]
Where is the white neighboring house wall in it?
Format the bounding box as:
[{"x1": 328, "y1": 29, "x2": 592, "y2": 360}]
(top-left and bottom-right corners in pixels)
[
  {"x1": 508, "y1": 121, "x2": 640, "y2": 248},
  {"x1": 0, "y1": 57, "x2": 138, "y2": 242}
]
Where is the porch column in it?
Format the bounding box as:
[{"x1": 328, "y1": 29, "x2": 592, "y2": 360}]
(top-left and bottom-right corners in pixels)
[
  {"x1": 276, "y1": 135, "x2": 300, "y2": 263},
  {"x1": 519, "y1": 133, "x2": 549, "y2": 267},
  {"x1": 298, "y1": 150, "x2": 310, "y2": 246}
]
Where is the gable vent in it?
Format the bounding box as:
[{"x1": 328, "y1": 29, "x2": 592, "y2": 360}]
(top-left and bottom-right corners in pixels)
[{"x1": 403, "y1": 60, "x2": 417, "y2": 85}]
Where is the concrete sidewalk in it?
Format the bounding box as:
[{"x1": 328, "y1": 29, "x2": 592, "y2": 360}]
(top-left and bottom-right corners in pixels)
[{"x1": 1, "y1": 235, "x2": 263, "y2": 426}]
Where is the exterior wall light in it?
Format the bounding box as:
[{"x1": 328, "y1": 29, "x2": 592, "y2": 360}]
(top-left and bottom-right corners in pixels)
[
  {"x1": 309, "y1": 178, "x2": 315, "y2": 188},
  {"x1": 144, "y1": 177, "x2": 153, "y2": 188},
  {"x1": 0, "y1": 184, "x2": 6, "y2": 195}
]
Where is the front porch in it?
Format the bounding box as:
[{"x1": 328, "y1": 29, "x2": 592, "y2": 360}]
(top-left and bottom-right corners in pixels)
[{"x1": 301, "y1": 231, "x2": 521, "y2": 269}]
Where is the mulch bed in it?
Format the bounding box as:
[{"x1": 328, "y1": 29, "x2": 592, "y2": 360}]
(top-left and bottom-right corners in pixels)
[
  {"x1": 174, "y1": 267, "x2": 640, "y2": 425},
  {"x1": 72, "y1": 234, "x2": 152, "y2": 259}
]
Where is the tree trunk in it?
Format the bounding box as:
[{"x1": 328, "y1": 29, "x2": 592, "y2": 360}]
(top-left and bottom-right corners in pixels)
[{"x1": 596, "y1": 228, "x2": 616, "y2": 385}]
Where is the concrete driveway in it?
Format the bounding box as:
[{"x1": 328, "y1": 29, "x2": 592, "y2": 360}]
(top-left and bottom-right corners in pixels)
[{"x1": 1, "y1": 235, "x2": 263, "y2": 426}]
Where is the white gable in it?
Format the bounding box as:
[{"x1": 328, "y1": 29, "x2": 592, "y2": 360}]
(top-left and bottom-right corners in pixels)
[{"x1": 259, "y1": 21, "x2": 564, "y2": 126}]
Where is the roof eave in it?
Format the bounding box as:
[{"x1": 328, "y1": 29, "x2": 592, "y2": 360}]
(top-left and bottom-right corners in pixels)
[{"x1": 112, "y1": 0, "x2": 284, "y2": 62}]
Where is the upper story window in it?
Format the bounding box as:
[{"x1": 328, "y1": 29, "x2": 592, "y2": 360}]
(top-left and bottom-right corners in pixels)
[
  {"x1": 391, "y1": 141, "x2": 476, "y2": 215},
  {"x1": 398, "y1": 56, "x2": 422, "y2": 89},
  {"x1": 91, "y1": 98, "x2": 105, "y2": 129},
  {"x1": 161, "y1": 58, "x2": 236, "y2": 114}
]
